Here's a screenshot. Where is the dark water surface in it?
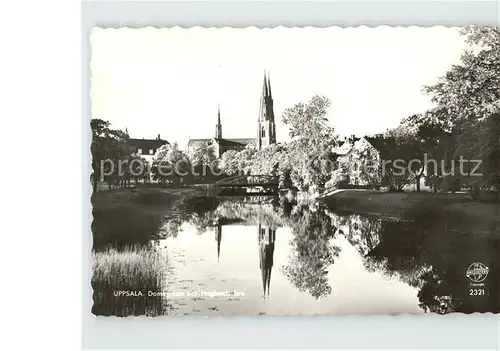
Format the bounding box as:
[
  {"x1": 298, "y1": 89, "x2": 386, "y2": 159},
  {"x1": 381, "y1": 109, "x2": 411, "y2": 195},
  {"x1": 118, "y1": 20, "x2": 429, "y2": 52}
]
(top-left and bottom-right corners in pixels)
[{"x1": 96, "y1": 195, "x2": 500, "y2": 316}]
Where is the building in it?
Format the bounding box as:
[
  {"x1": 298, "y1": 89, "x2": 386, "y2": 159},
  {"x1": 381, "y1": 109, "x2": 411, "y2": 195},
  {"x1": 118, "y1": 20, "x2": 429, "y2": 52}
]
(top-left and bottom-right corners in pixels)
[
  {"x1": 129, "y1": 134, "x2": 170, "y2": 165},
  {"x1": 187, "y1": 71, "x2": 277, "y2": 157},
  {"x1": 332, "y1": 135, "x2": 383, "y2": 187}
]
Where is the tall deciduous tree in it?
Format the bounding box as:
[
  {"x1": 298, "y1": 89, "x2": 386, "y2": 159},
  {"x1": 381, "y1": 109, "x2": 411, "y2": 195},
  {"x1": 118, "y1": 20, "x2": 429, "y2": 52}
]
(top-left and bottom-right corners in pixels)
[
  {"x1": 424, "y1": 26, "x2": 500, "y2": 126},
  {"x1": 282, "y1": 95, "x2": 336, "y2": 141},
  {"x1": 400, "y1": 113, "x2": 452, "y2": 191},
  {"x1": 475, "y1": 112, "x2": 500, "y2": 192},
  {"x1": 280, "y1": 95, "x2": 339, "y2": 192},
  {"x1": 188, "y1": 143, "x2": 218, "y2": 168},
  {"x1": 381, "y1": 127, "x2": 421, "y2": 191},
  {"x1": 90, "y1": 119, "x2": 132, "y2": 193},
  {"x1": 152, "y1": 143, "x2": 191, "y2": 185},
  {"x1": 421, "y1": 26, "x2": 499, "y2": 195}
]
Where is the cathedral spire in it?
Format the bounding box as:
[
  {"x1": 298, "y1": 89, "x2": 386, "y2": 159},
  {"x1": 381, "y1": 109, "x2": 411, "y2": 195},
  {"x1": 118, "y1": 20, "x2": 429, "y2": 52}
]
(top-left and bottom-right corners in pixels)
[
  {"x1": 267, "y1": 71, "x2": 272, "y2": 99},
  {"x1": 263, "y1": 71, "x2": 268, "y2": 98},
  {"x1": 257, "y1": 70, "x2": 276, "y2": 148},
  {"x1": 215, "y1": 104, "x2": 222, "y2": 139}
]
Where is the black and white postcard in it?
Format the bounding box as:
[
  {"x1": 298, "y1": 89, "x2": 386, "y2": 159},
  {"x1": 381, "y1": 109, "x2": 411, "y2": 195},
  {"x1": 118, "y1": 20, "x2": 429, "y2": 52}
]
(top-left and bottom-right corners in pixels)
[{"x1": 90, "y1": 26, "x2": 500, "y2": 317}]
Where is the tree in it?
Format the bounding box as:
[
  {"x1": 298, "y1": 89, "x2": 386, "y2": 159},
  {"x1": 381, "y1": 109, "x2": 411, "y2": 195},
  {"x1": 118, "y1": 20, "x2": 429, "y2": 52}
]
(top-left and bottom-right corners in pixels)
[
  {"x1": 187, "y1": 143, "x2": 219, "y2": 180},
  {"x1": 356, "y1": 148, "x2": 381, "y2": 189},
  {"x1": 424, "y1": 26, "x2": 500, "y2": 126},
  {"x1": 90, "y1": 119, "x2": 132, "y2": 193},
  {"x1": 282, "y1": 95, "x2": 335, "y2": 140},
  {"x1": 400, "y1": 114, "x2": 453, "y2": 191},
  {"x1": 218, "y1": 149, "x2": 240, "y2": 176},
  {"x1": 218, "y1": 147, "x2": 257, "y2": 176},
  {"x1": 128, "y1": 153, "x2": 149, "y2": 185},
  {"x1": 475, "y1": 112, "x2": 500, "y2": 192},
  {"x1": 280, "y1": 95, "x2": 339, "y2": 192},
  {"x1": 325, "y1": 159, "x2": 349, "y2": 189},
  {"x1": 422, "y1": 26, "x2": 500, "y2": 196},
  {"x1": 151, "y1": 143, "x2": 191, "y2": 185},
  {"x1": 381, "y1": 127, "x2": 421, "y2": 191},
  {"x1": 188, "y1": 143, "x2": 218, "y2": 169}
]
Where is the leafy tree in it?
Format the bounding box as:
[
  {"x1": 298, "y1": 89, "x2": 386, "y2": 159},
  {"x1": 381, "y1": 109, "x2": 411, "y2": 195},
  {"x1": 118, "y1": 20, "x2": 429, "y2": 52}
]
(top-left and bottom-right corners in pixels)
[
  {"x1": 398, "y1": 114, "x2": 455, "y2": 191},
  {"x1": 474, "y1": 112, "x2": 500, "y2": 192},
  {"x1": 421, "y1": 26, "x2": 499, "y2": 195},
  {"x1": 249, "y1": 143, "x2": 288, "y2": 175},
  {"x1": 424, "y1": 26, "x2": 500, "y2": 126},
  {"x1": 381, "y1": 127, "x2": 421, "y2": 191},
  {"x1": 280, "y1": 95, "x2": 339, "y2": 192},
  {"x1": 128, "y1": 153, "x2": 149, "y2": 184},
  {"x1": 186, "y1": 143, "x2": 220, "y2": 180},
  {"x1": 151, "y1": 143, "x2": 191, "y2": 185},
  {"x1": 218, "y1": 147, "x2": 257, "y2": 176},
  {"x1": 188, "y1": 143, "x2": 218, "y2": 169},
  {"x1": 282, "y1": 95, "x2": 335, "y2": 140},
  {"x1": 90, "y1": 119, "x2": 132, "y2": 193},
  {"x1": 218, "y1": 149, "x2": 240, "y2": 176},
  {"x1": 325, "y1": 159, "x2": 349, "y2": 189}
]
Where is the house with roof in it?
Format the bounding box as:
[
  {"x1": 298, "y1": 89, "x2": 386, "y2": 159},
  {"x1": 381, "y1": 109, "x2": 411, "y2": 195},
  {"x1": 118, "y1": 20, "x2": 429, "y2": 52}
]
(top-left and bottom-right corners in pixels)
[
  {"x1": 331, "y1": 135, "x2": 384, "y2": 188},
  {"x1": 186, "y1": 71, "x2": 277, "y2": 158},
  {"x1": 129, "y1": 134, "x2": 170, "y2": 165}
]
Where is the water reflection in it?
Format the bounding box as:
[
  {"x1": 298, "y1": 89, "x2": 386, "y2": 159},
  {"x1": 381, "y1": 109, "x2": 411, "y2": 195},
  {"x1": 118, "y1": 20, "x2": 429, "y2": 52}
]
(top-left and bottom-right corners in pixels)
[
  {"x1": 282, "y1": 203, "x2": 341, "y2": 299},
  {"x1": 95, "y1": 195, "x2": 500, "y2": 316},
  {"x1": 155, "y1": 198, "x2": 421, "y2": 315},
  {"x1": 258, "y1": 224, "x2": 275, "y2": 298}
]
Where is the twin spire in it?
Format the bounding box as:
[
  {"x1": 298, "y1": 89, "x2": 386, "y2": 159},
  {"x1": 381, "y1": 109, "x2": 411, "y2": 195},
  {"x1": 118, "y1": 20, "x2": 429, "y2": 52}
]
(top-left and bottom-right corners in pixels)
[
  {"x1": 216, "y1": 70, "x2": 274, "y2": 140},
  {"x1": 262, "y1": 70, "x2": 272, "y2": 99}
]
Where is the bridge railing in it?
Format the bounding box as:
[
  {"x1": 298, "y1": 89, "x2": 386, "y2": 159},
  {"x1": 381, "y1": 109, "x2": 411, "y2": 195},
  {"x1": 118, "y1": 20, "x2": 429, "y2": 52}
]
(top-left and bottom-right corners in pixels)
[{"x1": 215, "y1": 174, "x2": 279, "y2": 186}]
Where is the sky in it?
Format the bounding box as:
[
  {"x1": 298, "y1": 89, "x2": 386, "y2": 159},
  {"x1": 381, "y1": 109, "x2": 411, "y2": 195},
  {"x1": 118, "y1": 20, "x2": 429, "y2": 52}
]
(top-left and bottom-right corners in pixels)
[{"x1": 91, "y1": 26, "x2": 468, "y2": 148}]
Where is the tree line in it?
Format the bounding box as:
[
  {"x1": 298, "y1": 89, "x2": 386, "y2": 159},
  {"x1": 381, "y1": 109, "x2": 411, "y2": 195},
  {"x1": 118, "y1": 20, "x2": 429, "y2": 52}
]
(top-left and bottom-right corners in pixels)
[
  {"x1": 92, "y1": 26, "x2": 499, "y2": 200},
  {"x1": 91, "y1": 119, "x2": 149, "y2": 193},
  {"x1": 380, "y1": 26, "x2": 499, "y2": 196},
  {"x1": 91, "y1": 119, "x2": 225, "y2": 192}
]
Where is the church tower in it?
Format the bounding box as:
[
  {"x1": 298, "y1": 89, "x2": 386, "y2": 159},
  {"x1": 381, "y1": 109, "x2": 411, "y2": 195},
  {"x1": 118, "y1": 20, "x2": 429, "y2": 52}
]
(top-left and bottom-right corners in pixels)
[
  {"x1": 258, "y1": 71, "x2": 276, "y2": 149},
  {"x1": 215, "y1": 105, "x2": 222, "y2": 139}
]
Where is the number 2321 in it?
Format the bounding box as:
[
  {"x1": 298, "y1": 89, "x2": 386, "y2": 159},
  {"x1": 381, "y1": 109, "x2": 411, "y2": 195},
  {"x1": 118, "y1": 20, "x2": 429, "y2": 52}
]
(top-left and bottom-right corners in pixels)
[{"x1": 469, "y1": 289, "x2": 485, "y2": 296}]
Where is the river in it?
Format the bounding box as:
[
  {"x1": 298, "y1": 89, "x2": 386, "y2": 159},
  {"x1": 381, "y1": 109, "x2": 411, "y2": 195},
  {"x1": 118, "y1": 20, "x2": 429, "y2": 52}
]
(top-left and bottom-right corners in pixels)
[
  {"x1": 144, "y1": 195, "x2": 499, "y2": 316},
  {"x1": 92, "y1": 193, "x2": 500, "y2": 316}
]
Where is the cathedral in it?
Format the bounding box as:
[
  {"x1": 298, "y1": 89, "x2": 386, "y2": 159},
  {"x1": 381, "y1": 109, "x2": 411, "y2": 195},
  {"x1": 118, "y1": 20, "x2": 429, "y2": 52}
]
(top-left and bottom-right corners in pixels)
[{"x1": 187, "y1": 71, "x2": 277, "y2": 157}]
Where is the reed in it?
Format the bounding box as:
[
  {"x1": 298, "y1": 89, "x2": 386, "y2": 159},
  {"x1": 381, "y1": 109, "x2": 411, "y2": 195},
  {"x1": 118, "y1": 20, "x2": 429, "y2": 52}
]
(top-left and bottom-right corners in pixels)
[{"x1": 92, "y1": 245, "x2": 166, "y2": 316}]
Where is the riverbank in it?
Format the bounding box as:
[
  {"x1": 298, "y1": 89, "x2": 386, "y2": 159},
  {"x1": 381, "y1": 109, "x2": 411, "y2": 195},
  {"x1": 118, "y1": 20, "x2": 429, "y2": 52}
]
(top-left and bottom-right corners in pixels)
[
  {"x1": 320, "y1": 190, "x2": 500, "y2": 235},
  {"x1": 91, "y1": 187, "x2": 208, "y2": 250}
]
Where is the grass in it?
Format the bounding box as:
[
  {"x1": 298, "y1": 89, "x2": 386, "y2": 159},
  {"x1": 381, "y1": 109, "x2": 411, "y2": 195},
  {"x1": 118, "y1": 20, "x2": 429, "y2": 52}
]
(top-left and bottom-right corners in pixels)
[
  {"x1": 320, "y1": 190, "x2": 500, "y2": 236},
  {"x1": 92, "y1": 245, "x2": 166, "y2": 316},
  {"x1": 90, "y1": 187, "x2": 208, "y2": 316},
  {"x1": 321, "y1": 190, "x2": 467, "y2": 217}
]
